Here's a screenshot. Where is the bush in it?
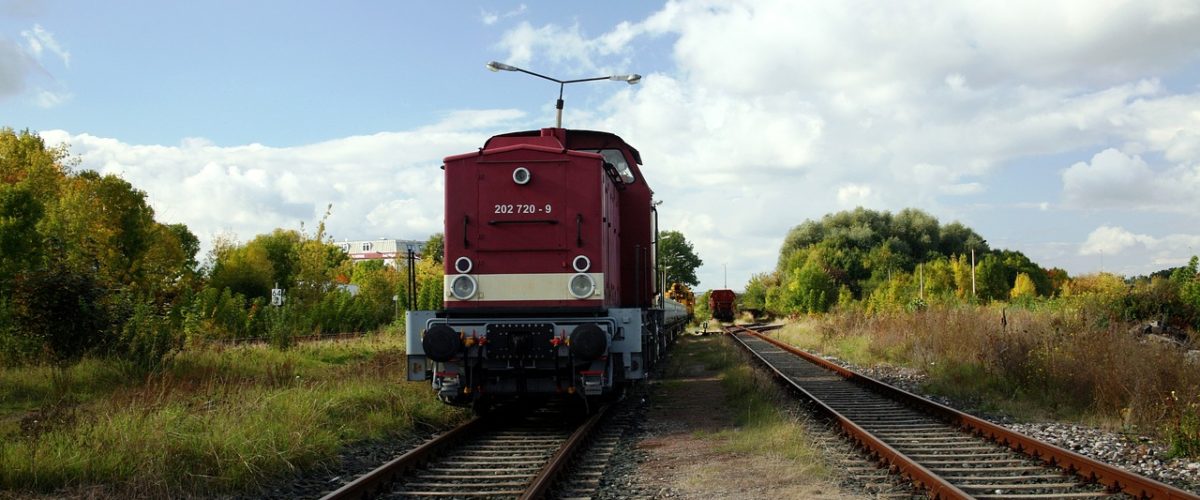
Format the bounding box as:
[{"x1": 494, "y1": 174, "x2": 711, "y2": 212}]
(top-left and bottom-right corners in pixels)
[
  {"x1": 8, "y1": 266, "x2": 112, "y2": 364},
  {"x1": 116, "y1": 299, "x2": 185, "y2": 374}
]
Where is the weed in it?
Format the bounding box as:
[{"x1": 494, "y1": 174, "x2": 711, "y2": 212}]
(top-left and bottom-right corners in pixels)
[
  {"x1": 0, "y1": 334, "x2": 467, "y2": 495},
  {"x1": 769, "y1": 304, "x2": 1200, "y2": 456}
]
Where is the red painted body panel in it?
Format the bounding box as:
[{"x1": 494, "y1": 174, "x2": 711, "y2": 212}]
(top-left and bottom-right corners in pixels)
[
  {"x1": 443, "y1": 128, "x2": 643, "y2": 310},
  {"x1": 709, "y1": 289, "x2": 737, "y2": 321}
]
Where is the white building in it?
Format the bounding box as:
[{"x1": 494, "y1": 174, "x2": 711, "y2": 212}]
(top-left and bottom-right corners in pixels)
[{"x1": 338, "y1": 238, "x2": 426, "y2": 267}]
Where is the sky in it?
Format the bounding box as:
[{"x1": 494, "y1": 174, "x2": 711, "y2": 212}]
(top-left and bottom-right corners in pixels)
[{"x1": 3, "y1": 0, "x2": 1200, "y2": 292}]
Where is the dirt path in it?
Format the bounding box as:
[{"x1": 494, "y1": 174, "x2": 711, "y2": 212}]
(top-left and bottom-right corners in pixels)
[{"x1": 626, "y1": 335, "x2": 863, "y2": 499}]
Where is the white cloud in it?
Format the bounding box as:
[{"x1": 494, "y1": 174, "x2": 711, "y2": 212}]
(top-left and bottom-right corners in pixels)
[
  {"x1": 38, "y1": 110, "x2": 526, "y2": 262},
  {"x1": 836, "y1": 184, "x2": 874, "y2": 207},
  {"x1": 494, "y1": 0, "x2": 1200, "y2": 288},
  {"x1": 1079, "y1": 226, "x2": 1200, "y2": 272},
  {"x1": 1062, "y1": 148, "x2": 1200, "y2": 212},
  {"x1": 480, "y1": 4, "x2": 526, "y2": 26},
  {"x1": 1, "y1": 23, "x2": 70, "y2": 106},
  {"x1": 1079, "y1": 226, "x2": 1156, "y2": 255},
  {"x1": 20, "y1": 23, "x2": 69, "y2": 67},
  {"x1": 34, "y1": 88, "x2": 71, "y2": 107}
]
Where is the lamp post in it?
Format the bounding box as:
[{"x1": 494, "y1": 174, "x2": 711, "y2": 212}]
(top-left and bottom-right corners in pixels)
[{"x1": 486, "y1": 61, "x2": 641, "y2": 128}]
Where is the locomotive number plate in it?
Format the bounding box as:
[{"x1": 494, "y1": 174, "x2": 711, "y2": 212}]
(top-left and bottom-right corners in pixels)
[
  {"x1": 494, "y1": 204, "x2": 552, "y2": 214},
  {"x1": 485, "y1": 323, "x2": 556, "y2": 360}
]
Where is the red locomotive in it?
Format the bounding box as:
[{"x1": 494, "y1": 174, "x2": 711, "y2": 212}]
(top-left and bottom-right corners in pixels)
[
  {"x1": 708, "y1": 289, "x2": 737, "y2": 322},
  {"x1": 406, "y1": 127, "x2": 687, "y2": 411}
]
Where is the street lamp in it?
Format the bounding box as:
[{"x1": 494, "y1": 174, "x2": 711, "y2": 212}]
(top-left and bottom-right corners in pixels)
[{"x1": 486, "y1": 61, "x2": 641, "y2": 128}]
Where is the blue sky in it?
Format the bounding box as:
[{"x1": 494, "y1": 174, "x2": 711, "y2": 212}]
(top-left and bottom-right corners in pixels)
[{"x1": 4, "y1": 0, "x2": 1200, "y2": 292}]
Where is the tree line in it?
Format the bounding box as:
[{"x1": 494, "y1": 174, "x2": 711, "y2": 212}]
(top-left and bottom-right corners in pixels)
[
  {"x1": 742, "y1": 207, "x2": 1200, "y2": 329},
  {"x1": 0, "y1": 128, "x2": 444, "y2": 370}
]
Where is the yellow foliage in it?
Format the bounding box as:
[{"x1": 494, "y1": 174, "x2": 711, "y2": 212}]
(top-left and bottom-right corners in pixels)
[{"x1": 1011, "y1": 272, "x2": 1037, "y2": 299}]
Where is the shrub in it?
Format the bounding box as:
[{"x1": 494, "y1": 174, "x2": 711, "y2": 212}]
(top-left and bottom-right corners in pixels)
[
  {"x1": 8, "y1": 266, "x2": 112, "y2": 364},
  {"x1": 116, "y1": 299, "x2": 185, "y2": 374}
]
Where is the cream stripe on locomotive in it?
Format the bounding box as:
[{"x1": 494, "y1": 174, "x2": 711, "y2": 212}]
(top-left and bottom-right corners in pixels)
[{"x1": 443, "y1": 272, "x2": 605, "y2": 301}]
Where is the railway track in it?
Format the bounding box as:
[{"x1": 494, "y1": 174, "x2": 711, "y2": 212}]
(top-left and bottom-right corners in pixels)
[
  {"x1": 726, "y1": 324, "x2": 1200, "y2": 500},
  {"x1": 319, "y1": 403, "x2": 609, "y2": 499}
]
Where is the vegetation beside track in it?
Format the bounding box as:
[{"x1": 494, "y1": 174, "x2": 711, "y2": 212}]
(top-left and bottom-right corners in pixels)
[
  {"x1": 768, "y1": 306, "x2": 1200, "y2": 457},
  {"x1": 665, "y1": 335, "x2": 829, "y2": 473},
  {"x1": 0, "y1": 331, "x2": 468, "y2": 497}
]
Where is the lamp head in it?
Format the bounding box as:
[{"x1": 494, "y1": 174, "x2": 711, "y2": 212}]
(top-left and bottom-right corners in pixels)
[
  {"x1": 610, "y1": 74, "x2": 642, "y2": 84},
  {"x1": 486, "y1": 61, "x2": 517, "y2": 72}
]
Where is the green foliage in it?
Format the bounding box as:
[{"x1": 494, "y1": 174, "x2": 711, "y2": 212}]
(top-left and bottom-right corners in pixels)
[
  {"x1": 764, "y1": 207, "x2": 1038, "y2": 316},
  {"x1": 740, "y1": 273, "x2": 772, "y2": 312},
  {"x1": 115, "y1": 299, "x2": 185, "y2": 374},
  {"x1": 424, "y1": 232, "x2": 444, "y2": 263},
  {"x1": 1167, "y1": 393, "x2": 1200, "y2": 458},
  {"x1": 0, "y1": 335, "x2": 468, "y2": 495},
  {"x1": 695, "y1": 289, "x2": 712, "y2": 321},
  {"x1": 779, "y1": 250, "x2": 835, "y2": 313},
  {"x1": 1171, "y1": 256, "x2": 1200, "y2": 329},
  {"x1": 1, "y1": 128, "x2": 200, "y2": 365},
  {"x1": 247, "y1": 229, "x2": 302, "y2": 289},
  {"x1": 207, "y1": 237, "x2": 275, "y2": 300},
  {"x1": 7, "y1": 266, "x2": 112, "y2": 364},
  {"x1": 0, "y1": 185, "x2": 44, "y2": 286},
  {"x1": 658, "y1": 230, "x2": 703, "y2": 287}
]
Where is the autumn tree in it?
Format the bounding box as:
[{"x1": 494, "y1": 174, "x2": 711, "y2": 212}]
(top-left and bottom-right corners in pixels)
[{"x1": 1011, "y1": 272, "x2": 1037, "y2": 301}]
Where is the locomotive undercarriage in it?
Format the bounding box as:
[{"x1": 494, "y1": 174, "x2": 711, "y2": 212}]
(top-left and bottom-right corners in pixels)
[{"x1": 406, "y1": 308, "x2": 662, "y2": 409}]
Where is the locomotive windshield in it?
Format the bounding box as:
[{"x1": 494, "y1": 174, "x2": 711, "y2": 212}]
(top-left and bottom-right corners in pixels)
[{"x1": 589, "y1": 149, "x2": 635, "y2": 184}]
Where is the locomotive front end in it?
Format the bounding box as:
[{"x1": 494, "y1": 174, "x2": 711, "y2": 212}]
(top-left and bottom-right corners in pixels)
[{"x1": 406, "y1": 128, "x2": 650, "y2": 409}]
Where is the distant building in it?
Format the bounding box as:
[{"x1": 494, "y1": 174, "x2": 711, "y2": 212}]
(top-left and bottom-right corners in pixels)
[{"x1": 338, "y1": 238, "x2": 426, "y2": 267}]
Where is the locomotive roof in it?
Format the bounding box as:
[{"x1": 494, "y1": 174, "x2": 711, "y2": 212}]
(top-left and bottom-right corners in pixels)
[{"x1": 484, "y1": 129, "x2": 642, "y2": 165}]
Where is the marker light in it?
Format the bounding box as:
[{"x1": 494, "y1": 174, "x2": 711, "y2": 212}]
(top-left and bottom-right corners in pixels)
[
  {"x1": 513, "y1": 167, "x2": 531, "y2": 185},
  {"x1": 454, "y1": 256, "x2": 473, "y2": 274}
]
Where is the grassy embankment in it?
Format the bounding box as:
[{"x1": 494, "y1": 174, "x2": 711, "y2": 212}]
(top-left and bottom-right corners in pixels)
[
  {"x1": 662, "y1": 334, "x2": 828, "y2": 474},
  {"x1": 767, "y1": 305, "x2": 1200, "y2": 456},
  {"x1": 0, "y1": 331, "x2": 468, "y2": 497}
]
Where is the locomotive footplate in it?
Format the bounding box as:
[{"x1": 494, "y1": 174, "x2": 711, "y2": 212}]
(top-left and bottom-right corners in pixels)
[{"x1": 485, "y1": 323, "x2": 556, "y2": 360}]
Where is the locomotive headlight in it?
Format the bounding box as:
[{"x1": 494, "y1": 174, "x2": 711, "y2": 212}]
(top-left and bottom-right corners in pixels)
[
  {"x1": 512, "y1": 167, "x2": 531, "y2": 185},
  {"x1": 568, "y1": 273, "x2": 595, "y2": 299},
  {"x1": 454, "y1": 256, "x2": 473, "y2": 274},
  {"x1": 572, "y1": 255, "x2": 591, "y2": 272},
  {"x1": 449, "y1": 275, "x2": 477, "y2": 300}
]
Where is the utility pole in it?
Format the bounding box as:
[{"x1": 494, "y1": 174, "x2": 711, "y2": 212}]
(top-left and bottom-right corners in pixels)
[
  {"x1": 919, "y1": 263, "x2": 925, "y2": 300},
  {"x1": 970, "y1": 248, "x2": 976, "y2": 298},
  {"x1": 723, "y1": 263, "x2": 727, "y2": 289}
]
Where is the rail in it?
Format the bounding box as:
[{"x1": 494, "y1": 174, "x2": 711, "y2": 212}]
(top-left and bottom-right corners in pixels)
[
  {"x1": 320, "y1": 404, "x2": 610, "y2": 500},
  {"x1": 726, "y1": 324, "x2": 1200, "y2": 500}
]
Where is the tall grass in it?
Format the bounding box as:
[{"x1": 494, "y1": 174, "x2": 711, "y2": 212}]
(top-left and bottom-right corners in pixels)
[
  {"x1": 770, "y1": 304, "x2": 1200, "y2": 455},
  {"x1": 0, "y1": 334, "x2": 467, "y2": 496}
]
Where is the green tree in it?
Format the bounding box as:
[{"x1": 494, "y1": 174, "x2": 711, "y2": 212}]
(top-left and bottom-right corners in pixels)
[
  {"x1": 247, "y1": 229, "x2": 301, "y2": 289},
  {"x1": 0, "y1": 185, "x2": 44, "y2": 287},
  {"x1": 658, "y1": 230, "x2": 703, "y2": 287},
  {"x1": 424, "y1": 232, "x2": 444, "y2": 263},
  {"x1": 741, "y1": 273, "x2": 773, "y2": 312},
  {"x1": 975, "y1": 254, "x2": 1010, "y2": 301},
  {"x1": 208, "y1": 237, "x2": 275, "y2": 300}
]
